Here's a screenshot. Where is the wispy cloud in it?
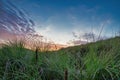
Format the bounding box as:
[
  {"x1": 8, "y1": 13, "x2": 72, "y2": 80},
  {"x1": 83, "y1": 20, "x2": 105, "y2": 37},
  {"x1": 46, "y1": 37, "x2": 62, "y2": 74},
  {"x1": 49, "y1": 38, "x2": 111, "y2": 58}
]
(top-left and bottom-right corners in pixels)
[
  {"x1": 34, "y1": 4, "x2": 115, "y2": 44},
  {"x1": 0, "y1": 0, "x2": 35, "y2": 35},
  {"x1": 35, "y1": 23, "x2": 73, "y2": 44}
]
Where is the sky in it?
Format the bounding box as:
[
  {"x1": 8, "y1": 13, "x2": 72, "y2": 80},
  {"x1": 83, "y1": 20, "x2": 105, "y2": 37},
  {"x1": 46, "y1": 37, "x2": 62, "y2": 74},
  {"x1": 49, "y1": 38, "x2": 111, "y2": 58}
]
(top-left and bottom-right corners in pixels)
[{"x1": 1, "y1": 0, "x2": 120, "y2": 44}]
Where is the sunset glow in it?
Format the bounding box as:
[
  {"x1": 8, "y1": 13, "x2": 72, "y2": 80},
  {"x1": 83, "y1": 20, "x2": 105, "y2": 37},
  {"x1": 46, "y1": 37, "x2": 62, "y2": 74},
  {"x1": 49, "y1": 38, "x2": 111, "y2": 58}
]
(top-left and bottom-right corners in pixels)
[{"x1": 0, "y1": 0, "x2": 120, "y2": 46}]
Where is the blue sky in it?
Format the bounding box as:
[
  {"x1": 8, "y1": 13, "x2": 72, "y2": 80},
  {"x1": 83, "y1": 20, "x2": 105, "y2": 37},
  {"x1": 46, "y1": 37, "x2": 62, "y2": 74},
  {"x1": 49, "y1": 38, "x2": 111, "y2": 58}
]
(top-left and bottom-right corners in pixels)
[{"x1": 11, "y1": 0, "x2": 120, "y2": 44}]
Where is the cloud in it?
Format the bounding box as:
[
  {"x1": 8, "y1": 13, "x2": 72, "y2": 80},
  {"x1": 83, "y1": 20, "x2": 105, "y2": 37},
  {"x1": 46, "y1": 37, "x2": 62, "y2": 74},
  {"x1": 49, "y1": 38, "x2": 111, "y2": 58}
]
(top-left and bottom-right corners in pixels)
[
  {"x1": 68, "y1": 5, "x2": 113, "y2": 41},
  {"x1": 71, "y1": 19, "x2": 112, "y2": 42},
  {"x1": 34, "y1": 4, "x2": 114, "y2": 44},
  {"x1": 0, "y1": 0, "x2": 35, "y2": 35},
  {"x1": 35, "y1": 23, "x2": 73, "y2": 44}
]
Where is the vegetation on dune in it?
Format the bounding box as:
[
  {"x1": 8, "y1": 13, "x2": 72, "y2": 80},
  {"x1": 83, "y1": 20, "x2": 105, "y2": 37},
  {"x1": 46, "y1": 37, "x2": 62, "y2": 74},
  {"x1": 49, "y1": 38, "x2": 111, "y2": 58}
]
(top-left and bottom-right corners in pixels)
[{"x1": 0, "y1": 37, "x2": 120, "y2": 80}]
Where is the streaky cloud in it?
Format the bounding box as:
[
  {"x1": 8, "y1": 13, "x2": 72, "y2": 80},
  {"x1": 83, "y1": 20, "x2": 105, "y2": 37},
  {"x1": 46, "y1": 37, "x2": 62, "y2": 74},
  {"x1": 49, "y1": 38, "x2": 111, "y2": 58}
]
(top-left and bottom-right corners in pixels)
[{"x1": 0, "y1": 0, "x2": 35, "y2": 35}]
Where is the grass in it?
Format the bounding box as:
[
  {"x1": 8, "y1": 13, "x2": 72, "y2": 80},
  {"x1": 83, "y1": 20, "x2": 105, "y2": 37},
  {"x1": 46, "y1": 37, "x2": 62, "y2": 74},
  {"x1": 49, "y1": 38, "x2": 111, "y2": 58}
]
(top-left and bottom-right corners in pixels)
[{"x1": 0, "y1": 37, "x2": 120, "y2": 80}]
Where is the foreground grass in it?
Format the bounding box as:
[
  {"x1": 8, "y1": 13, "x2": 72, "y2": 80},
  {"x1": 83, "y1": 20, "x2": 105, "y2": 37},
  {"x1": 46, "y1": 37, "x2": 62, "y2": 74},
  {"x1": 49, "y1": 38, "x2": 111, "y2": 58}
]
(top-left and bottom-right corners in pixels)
[{"x1": 0, "y1": 37, "x2": 120, "y2": 80}]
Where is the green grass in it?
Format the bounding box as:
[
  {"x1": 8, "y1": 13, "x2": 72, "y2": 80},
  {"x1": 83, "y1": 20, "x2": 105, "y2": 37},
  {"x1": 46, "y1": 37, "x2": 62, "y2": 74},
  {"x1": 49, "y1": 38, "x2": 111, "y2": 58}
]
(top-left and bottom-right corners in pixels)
[{"x1": 0, "y1": 37, "x2": 120, "y2": 80}]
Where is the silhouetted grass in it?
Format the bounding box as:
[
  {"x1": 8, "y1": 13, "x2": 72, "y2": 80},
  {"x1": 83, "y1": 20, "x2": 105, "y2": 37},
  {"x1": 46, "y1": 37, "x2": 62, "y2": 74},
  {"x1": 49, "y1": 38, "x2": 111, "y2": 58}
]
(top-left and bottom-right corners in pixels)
[{"x1": 0, "y1": 37, "x2": 120, "y2": 80}]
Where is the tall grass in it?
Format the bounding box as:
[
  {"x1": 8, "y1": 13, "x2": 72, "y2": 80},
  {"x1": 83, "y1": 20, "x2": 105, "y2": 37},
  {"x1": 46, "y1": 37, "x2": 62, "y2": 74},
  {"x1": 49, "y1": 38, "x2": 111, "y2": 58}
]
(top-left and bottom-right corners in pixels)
[{"x1": 0, "y1": 37, "x2": 120, "y2": 80}]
